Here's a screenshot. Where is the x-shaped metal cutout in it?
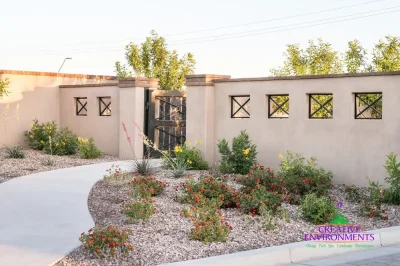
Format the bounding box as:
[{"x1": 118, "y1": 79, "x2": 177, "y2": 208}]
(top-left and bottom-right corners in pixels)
[
  {"x1": 270, "y1": 96, "x2": 289, "y2": 117},
  {"x1": 232, "y1": 97, "x2": 250, "y2": 117},
  {"x1": 310, "y1": 95, "x2": 333, "y2": 117},
  {"x1": 76, "y1": 98, "x2": 87, "y2": 115},
  {"x1": 100, "y1": 98, "x2": 111, "y2": 116},
  {"x1": 356, "y1": 94, "x2": 382, "y2": 119}
]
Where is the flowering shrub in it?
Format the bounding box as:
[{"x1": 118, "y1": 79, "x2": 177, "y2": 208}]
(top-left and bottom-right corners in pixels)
[
  {"x1": 238, "y1": 186, "x2": 282, "y2": 216},
  {"x1": 45, "y1": 127, "x2": 78, "y2": 155},
  {"x1": 217, "y1": 130, "x2": 257, "y2": 175},
  {"x1": 344, "y1": 185, "x2": 364, "y2": 203},
  {"x1": 360, "y1": 179, "x2": 388, "y2": 219},
  {"x1": 122, "y1": 199, "x2": 156, "y2": 222},
  {"x1": 179, "y1": 176, "x2": 239, "y2": 208},
  {"x1": 182, "y1": 196, "x2": 232, "y2": 243},
  {"x1": 299, "y1": 193, "x2": 337, "y2": 224},
  {"x1": 162, "y1": 141, "x2": 208, "y2": 170},
  {"x1": 79, "y1": 225, "x2": 133, "y2": 258},
  {"x1": 279, "y1": 151, "x2": 333, "y2": 197},
  {"x1": 25, "y1": 119, "x2": 57, "y2": 150},
  {"x1": 236, "y1": 164, "x2": 279, "y2": 191},
  {"x1": 130, "y1": 175, "x2": 167, "y2": 199},
  {"x1": 78, "y1": 137, "x2": 102, "y2": 159},
  {"x1": 103, "y1": 165, "x2": 132, "y2": 185}
]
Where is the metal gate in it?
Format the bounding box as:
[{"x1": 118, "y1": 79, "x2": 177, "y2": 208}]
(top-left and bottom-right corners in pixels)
[{"x1": 145, "y1": 89, "x2": 186, "y2": 157}]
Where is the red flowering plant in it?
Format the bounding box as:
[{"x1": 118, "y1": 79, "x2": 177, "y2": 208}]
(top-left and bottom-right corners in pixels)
[
  {"x1": 237, "y1": 186, "x2": 282, "y2": 216},
  {"x1": 79, "y1": 225, "x2": 133, "y2": 259},
  {"x1": 182, "y1": 194, "x2": 232, "y2": 243},
  {"x1": 122, "y1": 199, "x2": 156, "y2": 222},
  {"x1": 235, "y1": 164, "x2": 281, "y2": 193},
  {"x1": 103, "y1": 164, "x2": 132, "y2": 185},
  {"x1": 129, "y1": 175, "x2": 167, "y2": 199},
  {"x1": 179, "y1": 176, "x2": 239, "y2": 208},
  {"x1": 278, "y1": 152, "x2": 333, "y2": 197}
]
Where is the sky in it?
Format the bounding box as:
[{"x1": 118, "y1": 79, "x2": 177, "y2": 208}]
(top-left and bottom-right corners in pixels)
[{"x1": 0, "y1": 0, "x2": 399, "y2": 78}]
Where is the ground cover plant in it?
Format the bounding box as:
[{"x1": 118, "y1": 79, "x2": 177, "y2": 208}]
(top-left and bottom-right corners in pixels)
[
  {"x1": 178, "y1": 176, "x2": 239, "y2": 208},
  {"x1": 103, "y1": 165, "x2": 132, "y2": 185},
  {"x1": 122, "y1": 199, "x2": 156, "y2": 222},
  {"x1": 79, "y1": 226, "x2": 133, "y2": 259},
  {"x1": 130, "y1": 175, "x2": 167, "y2": 199}
]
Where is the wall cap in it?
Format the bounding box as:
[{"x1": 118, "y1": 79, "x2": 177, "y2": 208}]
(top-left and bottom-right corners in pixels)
[
  {"x1": 186, "y1": 74, "x2": 231, "y2": 86},
  {"x1": 59, "y1": 83, "x2": 119, "y2": 88},
  {"x1": 0, "y1": 69, "x2": 116, "y2": 80}
]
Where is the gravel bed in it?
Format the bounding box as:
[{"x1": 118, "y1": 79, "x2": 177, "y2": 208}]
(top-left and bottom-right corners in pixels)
[
  {"x1": 56, "y1": 170, "x2": 400, "y2": 266},
  {"x1": 0, "y1": 148, "x2": 120, "y2": 184}
]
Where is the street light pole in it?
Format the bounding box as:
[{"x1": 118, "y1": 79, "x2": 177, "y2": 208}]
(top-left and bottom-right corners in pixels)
[{"x1": 58, "y1": 57, "x2": 72, "y2": 73}]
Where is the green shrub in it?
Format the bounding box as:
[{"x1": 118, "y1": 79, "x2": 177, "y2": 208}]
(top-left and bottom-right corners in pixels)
[
  {"x1": 238, "y1": 186, "x2": 282, "y2": 215},
  {"x1": 183, "y1": 197, "x2": 232, "y2": 243},
  {"x1": 79, "y1": 226, "x2": 133, "y2": 258},
  {"x1": 5, "y1": 145, "x2": 25, "y2": 158},
  {"x1": 299, "y1": 193, "x2": 337, "y2": 224},
  {"x1": 45, "y1": 128, "x2": 78, "y2": 155},
  {"x1": 78, "y1": 137, "x2": 102, "y2": 159},
  {"x1": 217, "y1": 130, "x2": 257, "y2": 175},
  {"x1": 163, "y1": 142, "x2": 208, "y2": 170},
  {"x1": 179, "y1": 176, "x2": 239, "y2": 208},
  {"x1": 122, "y1": 199, "x2": 156, "y2": 222},
  {"x1": 360, "y1": 179, "x2": 388, "y2": 219},
  {"x1": 260, "y1": 205, "x2": 290, "y2": 230},
  {"x1": 25, "y1": 119, "x2": 57, "y2": 150},
  {"x1": 383, "y1": 152, "x2": 400, "y2": 205},
  {"x1": 279, "y1": 151, "x2": 333, "y2": 196},
  {"x1": 103, "y1": 165, "x2": 132, "y2": 185},
  {"x1": 129, "y1": 175, "x2": 167, "y2": 199}
]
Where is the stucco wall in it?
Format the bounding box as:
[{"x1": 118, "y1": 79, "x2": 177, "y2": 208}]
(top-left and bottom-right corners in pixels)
[
  {"x1": 187, "y1": 73, "x2": 400, "y2": 187},
  {"x1": 59, "y1": 85, "x2": 120, "y2": 156},
  {"x1": 0, "y1": 70, "x2": 115, "y2": 147}
]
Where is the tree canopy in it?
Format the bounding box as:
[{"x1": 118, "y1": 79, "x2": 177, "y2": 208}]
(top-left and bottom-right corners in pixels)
[
  {"x1": 270, "y1": 36, "x2": 400, "y2": 76},
  {"x1": 115, "y1": 30, "x2": 196, "y2": 90}
]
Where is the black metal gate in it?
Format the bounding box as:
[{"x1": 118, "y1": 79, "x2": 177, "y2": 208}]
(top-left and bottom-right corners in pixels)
[{"x1": 145, "y1": 89, "x2": 186, "y2": 157}]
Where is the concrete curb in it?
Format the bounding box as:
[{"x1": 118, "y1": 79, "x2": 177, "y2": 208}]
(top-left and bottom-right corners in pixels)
[{"x1": 161, "y1": 226, "x2": 400, "y2": 266}]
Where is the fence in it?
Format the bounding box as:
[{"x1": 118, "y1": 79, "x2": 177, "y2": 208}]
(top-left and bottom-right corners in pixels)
[{"x1": 186, "y1": 72, "x2": 400, "y2": 186}]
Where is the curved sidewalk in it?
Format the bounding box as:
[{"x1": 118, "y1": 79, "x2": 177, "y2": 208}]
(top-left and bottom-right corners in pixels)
[{"x1": 0, "y1": 160, "x2": 157, "y2": 266}]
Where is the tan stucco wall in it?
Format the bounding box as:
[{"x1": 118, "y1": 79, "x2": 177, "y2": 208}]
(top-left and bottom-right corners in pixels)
[
  {"x1": 59, "y1": 86, "x2": 120, "y2": 156},
  {"x1": 0, "y1": 71, "x2": 115, "y2": 147},
  {"x1": 187, "y1": 74, "x2": 400, "y2": 187}
]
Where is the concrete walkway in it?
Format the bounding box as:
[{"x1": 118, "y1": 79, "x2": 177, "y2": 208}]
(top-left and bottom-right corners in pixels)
[
  {"x1": 0, "y1": 160, "x2": 159, "y2": 266},
  {"x1": 291, "y1": 244, "x2": 400, "y2": 266}
]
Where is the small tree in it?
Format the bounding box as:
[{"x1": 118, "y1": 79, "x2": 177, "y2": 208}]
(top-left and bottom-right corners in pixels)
[
  {"x1": 345, "y1": 40, "x2": 368, "y2": 73},
  {"x1": 371, "y1": 36, "x2": 400, "y2": 72},
  {"x1": 115, "y1": 30, "x2": 196, "y2": 90}
]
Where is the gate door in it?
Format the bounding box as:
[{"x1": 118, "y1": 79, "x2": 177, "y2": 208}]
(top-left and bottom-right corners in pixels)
[{"x1": 147, "y1": 90, "x2": 186, "y2": 157}]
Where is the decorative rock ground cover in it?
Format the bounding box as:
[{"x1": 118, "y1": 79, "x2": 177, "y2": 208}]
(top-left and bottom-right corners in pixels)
[
  {"x1": 56, "y1": 168, "x2": 400, "y2": 266},
  {"x1": 0, "y1": 148, "x2": 119, "y2": 184}
]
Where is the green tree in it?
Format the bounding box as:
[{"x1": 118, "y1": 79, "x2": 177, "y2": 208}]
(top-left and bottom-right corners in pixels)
[
  {"x1": 115, "y1": 30, "x2": 196, "y2": 90},
  {"x1": 270, "y1": 38, "x2": 343, "y2": 76},
  {"x1": 0, "y1": 78, "x2": 10, "y2": 99},
  {"x1": 371, "y1": 36, "x2": 400, "y2": 72},
  {"x1": 345, "y1": 40, "x2": 368, "y2": 73}
]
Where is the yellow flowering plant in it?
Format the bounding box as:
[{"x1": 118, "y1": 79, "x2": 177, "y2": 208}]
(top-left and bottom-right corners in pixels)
[
  {"x1": 78, "y1": 137, "x2": 102, "y2": 159},
  {"x1": 217, "y1": 130, "x2": 257, "y2": 175},
  {"x1": 162, "y1": 141, "x2": 208, "y2": 171},
  {"x1": 25, "y1": 119, "x2": 57, "y2": 151}
]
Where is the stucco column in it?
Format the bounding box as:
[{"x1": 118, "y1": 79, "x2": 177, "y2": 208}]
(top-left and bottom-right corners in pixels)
[
  {"x1": 185, "y1": 74, "x2": 231, "y2": 166},
  {"x1": 118, "y1": 78, "x2": 159, "y2": 159}
]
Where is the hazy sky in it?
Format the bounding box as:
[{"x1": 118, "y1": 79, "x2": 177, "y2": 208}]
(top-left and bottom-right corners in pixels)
[{"x1": 0, "y1": 0, "x2": 398, "y2": 78}]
